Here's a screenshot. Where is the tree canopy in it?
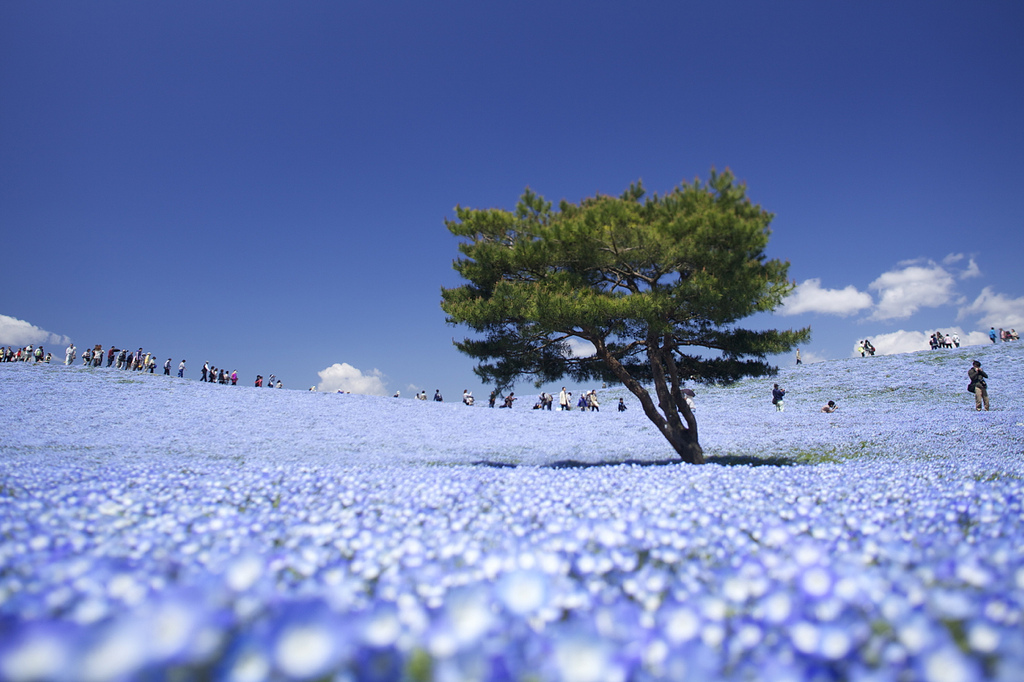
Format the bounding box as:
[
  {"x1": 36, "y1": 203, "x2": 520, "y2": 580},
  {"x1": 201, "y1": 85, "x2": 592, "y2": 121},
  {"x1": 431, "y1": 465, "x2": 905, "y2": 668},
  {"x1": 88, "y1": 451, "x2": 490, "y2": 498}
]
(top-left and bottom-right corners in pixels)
[{"x1": 441, "y1": 169, "x2": 810, "y2": 463}]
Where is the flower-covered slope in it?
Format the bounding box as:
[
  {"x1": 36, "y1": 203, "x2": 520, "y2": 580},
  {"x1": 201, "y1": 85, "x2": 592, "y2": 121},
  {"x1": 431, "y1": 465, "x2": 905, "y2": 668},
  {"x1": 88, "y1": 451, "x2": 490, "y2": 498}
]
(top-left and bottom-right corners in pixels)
[
  {"x1": 0, "y1": 343, "x2": 1022, "y2": 681},
  {"x1": 4, "y1": 342, "x2": 1021, "y2": 466}
]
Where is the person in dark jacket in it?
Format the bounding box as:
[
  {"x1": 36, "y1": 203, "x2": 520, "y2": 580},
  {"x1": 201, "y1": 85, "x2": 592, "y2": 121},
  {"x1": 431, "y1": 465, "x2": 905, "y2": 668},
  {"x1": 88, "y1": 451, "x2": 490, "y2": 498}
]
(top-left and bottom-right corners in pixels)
[
  {"x1": 772, "y1": 384, "x2": 786, "y2": 412},
  {"x1": 968, "y1": 360, "x2": 989, "y2": 411}
]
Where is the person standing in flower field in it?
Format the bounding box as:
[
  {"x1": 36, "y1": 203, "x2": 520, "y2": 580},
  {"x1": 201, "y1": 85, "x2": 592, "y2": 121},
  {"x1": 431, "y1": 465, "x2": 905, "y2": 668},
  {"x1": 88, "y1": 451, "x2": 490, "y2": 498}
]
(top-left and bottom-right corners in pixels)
[
  {"x1": 772, "y1": 383, "x2": 786, "y2": 411},
  {"x1": 968, "y1": 360, "x2": 989, "y2": 412}
]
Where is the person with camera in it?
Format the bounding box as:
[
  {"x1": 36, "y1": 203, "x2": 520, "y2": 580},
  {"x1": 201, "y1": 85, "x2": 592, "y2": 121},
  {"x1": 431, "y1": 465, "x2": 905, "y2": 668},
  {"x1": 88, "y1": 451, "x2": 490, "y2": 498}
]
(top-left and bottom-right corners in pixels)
[{"x1": 968, "y1": 360, "x2": 989, "y2": 411}]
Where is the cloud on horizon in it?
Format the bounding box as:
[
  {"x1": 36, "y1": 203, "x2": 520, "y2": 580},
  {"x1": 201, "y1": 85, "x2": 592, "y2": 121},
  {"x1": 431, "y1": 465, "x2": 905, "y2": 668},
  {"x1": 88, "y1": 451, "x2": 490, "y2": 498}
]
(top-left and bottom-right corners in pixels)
[
  {"x1": 317, "y1": 362, "x2": 388, "y2": 395},
  {"x1": 958, "y1": 287, "x2": 1024, "y2": 330},
  {"x1": 0, "y1": 314, "x2": 70, "y2": 347},
  {"x1": 783, "y1": 255, "x2": 990, "y2": 323},
  {"x1": 868, "y1": 260, "x2": 958, "y2": 320},
  {"x1": 851, "y1": 327, "x2": 990, "y2": 357},
  {"x1": 780, "y1": 279, "x2": 873, "y2": 317},
  {"x1": 776, "y1": 255, "x2": 1020, "y2": 361}
]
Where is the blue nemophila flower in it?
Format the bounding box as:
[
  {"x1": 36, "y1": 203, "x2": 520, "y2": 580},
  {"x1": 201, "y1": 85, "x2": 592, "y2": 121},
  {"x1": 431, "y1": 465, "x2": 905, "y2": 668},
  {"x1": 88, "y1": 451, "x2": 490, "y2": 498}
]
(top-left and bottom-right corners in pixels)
[
  {"x1": 439, "y1": 585, "x2": 495, "y2": 646},
  {"x1": 272, "y1": 614, "x2": 345, "y2": 679},
  {"x1": 495, "y1": 569, "x2": 549, "y2": 617},
  {"x1": 0, "y1": 623, "x2": 75, "y2": 682},
  {"x1": 548, "y1": 631, "x2": 621, "y2": 682}
]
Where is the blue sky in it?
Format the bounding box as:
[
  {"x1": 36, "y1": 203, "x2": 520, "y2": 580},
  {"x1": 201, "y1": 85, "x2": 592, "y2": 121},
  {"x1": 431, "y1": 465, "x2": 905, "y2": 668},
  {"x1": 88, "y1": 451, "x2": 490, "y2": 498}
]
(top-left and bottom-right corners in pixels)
[{"x1": 3, "y1": 2, "x2": 1022, "y2": 396}]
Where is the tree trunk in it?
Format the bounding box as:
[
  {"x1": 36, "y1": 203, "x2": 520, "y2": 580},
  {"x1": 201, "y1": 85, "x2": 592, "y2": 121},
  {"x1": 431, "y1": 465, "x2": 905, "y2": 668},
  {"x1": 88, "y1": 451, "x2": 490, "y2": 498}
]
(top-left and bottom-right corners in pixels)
[
  {"x1": 595, "y1": 337, "x2": 705, "y2": 464},
  {"x1": 664, "y1": 422, "x2": 704, "y2": 464}
]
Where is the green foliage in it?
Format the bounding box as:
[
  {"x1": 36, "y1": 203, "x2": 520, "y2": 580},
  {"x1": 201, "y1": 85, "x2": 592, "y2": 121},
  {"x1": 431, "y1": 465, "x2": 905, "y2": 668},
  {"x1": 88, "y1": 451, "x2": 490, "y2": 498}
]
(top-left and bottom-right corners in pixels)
[{"x1": 441, "y1": 169, "x2": 810, "y2": 463}]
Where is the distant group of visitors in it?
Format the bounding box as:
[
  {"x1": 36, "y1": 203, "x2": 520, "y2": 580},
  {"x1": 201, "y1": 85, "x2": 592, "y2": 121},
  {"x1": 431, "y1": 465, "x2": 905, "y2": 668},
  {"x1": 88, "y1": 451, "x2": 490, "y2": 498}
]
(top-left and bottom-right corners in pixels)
[
  {"x1": 254, "y1": 373, "x2": 283, "y2": 388},
  {"x1": 856, "y1": 339, "x2": 876, "y2": 356},
  {"x1": 62, "y1": 343, "x2": 164, "y2": 372},
  {"x1": 990, "y1": 327, "x2": 1018, "y2": 343},
  {"x1": 202, "y1": 363, "x2": 238, "y2": 385},
  {"x1": 556, "y1": 387, "x2": 603, "y2": 411},
  {"x1": 929, "y1": 332, "x2": 960, "y2": 350},
  {"x1": 402, "y1": 385, "x2": 622, "y2": 412},
  {"x1": 1, "y1": 345, "x2": 52, "y2": 363},
  {"x1": 2, "y1": 341, "x2": 286, "y2": 389},
  {"x1": 406, "y1": 389, "x2": 444, "y2": 401}
]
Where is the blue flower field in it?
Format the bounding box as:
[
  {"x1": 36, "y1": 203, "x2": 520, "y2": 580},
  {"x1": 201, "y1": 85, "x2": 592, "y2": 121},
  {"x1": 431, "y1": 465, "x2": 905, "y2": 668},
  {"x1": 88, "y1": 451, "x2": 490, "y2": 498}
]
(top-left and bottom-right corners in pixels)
[{"x1": 1, "y1": 343, "x2": 1022, "y2": 681}]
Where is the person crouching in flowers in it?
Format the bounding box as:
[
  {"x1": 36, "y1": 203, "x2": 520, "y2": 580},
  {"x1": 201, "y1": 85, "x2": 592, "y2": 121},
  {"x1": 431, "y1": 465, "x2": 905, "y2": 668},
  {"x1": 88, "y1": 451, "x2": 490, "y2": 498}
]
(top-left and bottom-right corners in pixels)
[{"x1": 821, "y1": 400, "x2": 838, "y2": 413}]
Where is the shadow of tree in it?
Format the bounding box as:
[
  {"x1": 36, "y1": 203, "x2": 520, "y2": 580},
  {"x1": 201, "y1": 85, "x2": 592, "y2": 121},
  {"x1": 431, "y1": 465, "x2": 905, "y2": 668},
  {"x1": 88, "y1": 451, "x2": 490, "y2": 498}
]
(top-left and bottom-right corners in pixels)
[
  {"x1": 706, "y1": 454, "x2": 799, "y2": 467},
  {"x1": 471, "y1": 454, "x2": 799, "y2": 469}
]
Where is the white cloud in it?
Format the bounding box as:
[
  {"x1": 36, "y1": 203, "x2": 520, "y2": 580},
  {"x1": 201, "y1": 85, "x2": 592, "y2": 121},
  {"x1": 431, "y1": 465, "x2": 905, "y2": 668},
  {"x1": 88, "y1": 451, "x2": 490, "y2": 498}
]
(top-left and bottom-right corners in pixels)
[
  {"x1": 854, "y1": 330, "x2": 927, "y2": 356},
  {"x1": 796, "y1": 349, "x2": 827, "y2": 364},
  {"x1": 316, "y1": 363, "x2": 388, "y2": 395},
  {"x1": 0, "y1": 314, "x2": 70, "y2": 347},
  {"x1": 942, "y1": 253, "x2": 982, "y2": 279},
  {"x1": 959, "y1": 258, "x2": 981, "y2": 280},
  {"x1": 958, "y1": 287, "x2": 1024, "y2": 329},
  {"x1": 779, "y1": 279, "x2": 873, "y2": 317},
  {"x1": 563, "y1": 337, "x2": 596, "y2": 358},
  {"x1": 868, "y1": 261, "x2": 957, "y2": 320},
  {"x1": 851, "y1": 327, "x2": 989, "y2": 357}
]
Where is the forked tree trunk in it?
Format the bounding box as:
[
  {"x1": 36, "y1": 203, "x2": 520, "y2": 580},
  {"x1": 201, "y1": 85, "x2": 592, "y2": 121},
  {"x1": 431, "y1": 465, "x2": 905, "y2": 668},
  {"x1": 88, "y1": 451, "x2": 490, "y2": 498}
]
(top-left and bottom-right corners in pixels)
[
  {"x1": 664, "y1": 422, "x2": 704, "y2": 464},
  {"x1": 596, "y1": 340, "x2": 705, "y2": 464}
]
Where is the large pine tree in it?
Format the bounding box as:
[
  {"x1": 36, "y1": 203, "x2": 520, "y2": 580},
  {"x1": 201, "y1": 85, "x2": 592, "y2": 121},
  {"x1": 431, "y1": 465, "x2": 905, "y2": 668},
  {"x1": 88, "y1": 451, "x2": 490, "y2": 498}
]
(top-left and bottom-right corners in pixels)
[{"x1": 441, "y1": 170, "x2": 810, "y2": 463}]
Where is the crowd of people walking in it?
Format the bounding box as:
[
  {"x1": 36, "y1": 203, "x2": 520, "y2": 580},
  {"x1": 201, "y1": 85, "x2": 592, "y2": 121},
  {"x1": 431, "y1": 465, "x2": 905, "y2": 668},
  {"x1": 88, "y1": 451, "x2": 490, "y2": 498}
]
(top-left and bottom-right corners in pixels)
[
  {"x1": 1, "y1": 341, "x2": 285, "y2": 389},
  {"x1": 930, "y1": 332, "x2": 960, "y2": 350},
  {"x1": 1, "y1": 345, "x2": 53, "y2": 363},
  {"x1": 990, "y1": 327, "x2": 1018, "y2": 343}
]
